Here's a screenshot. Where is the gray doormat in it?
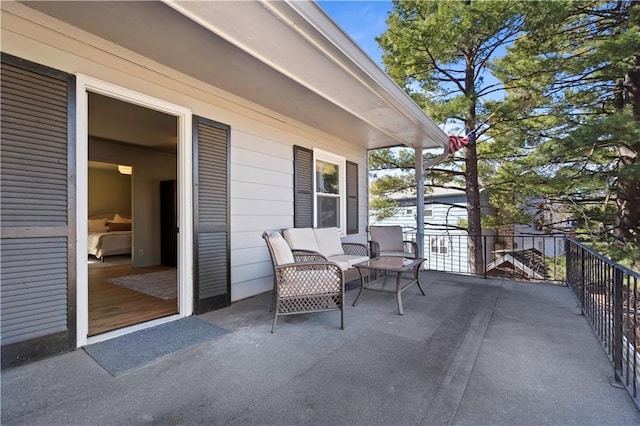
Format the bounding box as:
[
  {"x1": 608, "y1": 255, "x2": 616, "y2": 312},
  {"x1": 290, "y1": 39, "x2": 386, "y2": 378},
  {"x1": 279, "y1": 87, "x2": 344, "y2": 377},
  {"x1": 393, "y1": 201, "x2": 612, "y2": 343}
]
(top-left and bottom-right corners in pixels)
[
  {"x1": 84, "y1": 317, "x2": 229, "y2": 376},
  {"x1": 107, "y1": 270, "x2": 177, "y2": 300}
]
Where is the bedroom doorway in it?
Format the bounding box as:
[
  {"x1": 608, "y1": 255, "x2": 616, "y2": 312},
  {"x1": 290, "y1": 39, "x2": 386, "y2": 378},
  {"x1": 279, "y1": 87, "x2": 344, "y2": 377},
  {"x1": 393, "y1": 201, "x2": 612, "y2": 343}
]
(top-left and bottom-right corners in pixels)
[{"x1": 85, "y1": 91, "x2": 180, "y2": 337}]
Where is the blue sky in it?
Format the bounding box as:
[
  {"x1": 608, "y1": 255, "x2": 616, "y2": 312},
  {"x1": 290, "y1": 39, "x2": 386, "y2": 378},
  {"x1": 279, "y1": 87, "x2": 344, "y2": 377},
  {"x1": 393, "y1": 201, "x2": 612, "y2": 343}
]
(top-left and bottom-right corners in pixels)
[
  {"x1": 317, "y1": 1, "x2": 392, "y2": 67},
  {"x1": 318, "y1": 0, "x2": 505, "y2": 136}
]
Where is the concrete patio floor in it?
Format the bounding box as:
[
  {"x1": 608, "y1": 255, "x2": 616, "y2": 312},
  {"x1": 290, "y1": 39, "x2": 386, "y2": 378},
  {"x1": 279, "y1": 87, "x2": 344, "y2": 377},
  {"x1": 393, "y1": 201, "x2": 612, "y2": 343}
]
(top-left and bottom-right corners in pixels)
[{"x1": 2, "y1": 271, "x2": 640, "y2": 425}]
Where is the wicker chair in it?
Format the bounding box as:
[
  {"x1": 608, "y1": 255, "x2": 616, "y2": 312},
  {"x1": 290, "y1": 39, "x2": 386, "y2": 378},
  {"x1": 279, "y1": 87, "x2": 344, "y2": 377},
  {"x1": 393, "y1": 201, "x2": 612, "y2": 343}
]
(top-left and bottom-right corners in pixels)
[
  {"x1": 368, "y1": 225, "x2": 418, "y2": 259},
  {"x1": 262, "y1": 231, "x2": 345, "y2": 332}
]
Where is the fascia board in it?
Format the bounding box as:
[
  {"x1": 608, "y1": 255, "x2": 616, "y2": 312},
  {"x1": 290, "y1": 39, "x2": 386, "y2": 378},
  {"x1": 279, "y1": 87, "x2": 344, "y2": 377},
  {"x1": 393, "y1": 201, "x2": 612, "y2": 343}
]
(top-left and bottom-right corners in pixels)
[{"x1": 163, "y1": 0, "x2": 448, "y2": 152}]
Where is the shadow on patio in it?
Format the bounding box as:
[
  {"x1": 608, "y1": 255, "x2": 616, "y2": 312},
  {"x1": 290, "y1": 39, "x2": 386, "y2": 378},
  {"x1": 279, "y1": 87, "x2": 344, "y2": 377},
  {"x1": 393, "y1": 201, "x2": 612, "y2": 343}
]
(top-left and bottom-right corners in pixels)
[{"x1": 2, "y1": 272, "x2": 639, "y2": 425}]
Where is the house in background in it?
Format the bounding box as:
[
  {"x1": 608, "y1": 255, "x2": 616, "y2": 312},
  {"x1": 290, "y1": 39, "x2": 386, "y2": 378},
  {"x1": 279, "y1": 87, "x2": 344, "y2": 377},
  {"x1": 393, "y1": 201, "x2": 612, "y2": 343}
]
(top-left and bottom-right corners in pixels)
[
  {"x1": 0, "y1": 1, "x2": 449, "y2": 366},
  {"x1": 493, "y1": 199, "x2": 573, "y2": 258},
  {"x1": 372, "y1": 188, "x2": 570, "y2": 278},
  {"x1": 371, "y1": 187, "x2": 495, "y2": 273}
]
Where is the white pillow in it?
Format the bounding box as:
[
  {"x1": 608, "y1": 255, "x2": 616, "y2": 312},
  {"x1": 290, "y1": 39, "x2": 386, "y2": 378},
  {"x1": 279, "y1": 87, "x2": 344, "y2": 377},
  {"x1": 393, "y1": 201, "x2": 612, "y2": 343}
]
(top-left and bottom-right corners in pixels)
[
  {"x1": 283, "y1": 228, "x2": 320, "y2": 253},
  {"x1": 112, "y1": 213, "x2": 132, "y2": 224},
  {"x1": 88, "y1": 218, "x2": 108, "y2": 232},
  {"x1": 313, "y1": 227, "x2": 345, "y2": 257},
  {"x1": 267, "y1": 232, "x2": 294, "y2": 266}
]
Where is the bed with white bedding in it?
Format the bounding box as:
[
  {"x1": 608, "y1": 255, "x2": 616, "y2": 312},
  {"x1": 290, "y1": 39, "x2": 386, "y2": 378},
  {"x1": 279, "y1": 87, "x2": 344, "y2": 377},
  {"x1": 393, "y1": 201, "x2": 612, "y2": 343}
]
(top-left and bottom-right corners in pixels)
[
  {"x1": 88, "y1": 214, "x2": 132, "y2": 260},
  {"x1": 88, "y1": 230, "x2": 132, "y2": 260}
]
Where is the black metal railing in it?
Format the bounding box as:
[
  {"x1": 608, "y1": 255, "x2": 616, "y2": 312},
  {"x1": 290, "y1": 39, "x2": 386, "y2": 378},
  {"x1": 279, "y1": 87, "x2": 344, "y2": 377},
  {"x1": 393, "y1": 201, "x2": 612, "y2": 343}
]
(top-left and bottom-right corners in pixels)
[
  {"x1": 402, "y1": 229, "x2": 567, "y2": 283},
  {"x1": 566, "y1": 238, "x2": 639, "y2": 408}
]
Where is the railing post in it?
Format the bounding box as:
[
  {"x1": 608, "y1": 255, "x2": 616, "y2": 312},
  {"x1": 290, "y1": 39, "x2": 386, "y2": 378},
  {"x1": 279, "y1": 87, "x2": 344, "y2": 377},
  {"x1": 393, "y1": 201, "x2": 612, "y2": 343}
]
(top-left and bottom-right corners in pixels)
[
  {"x1": 483, "y1": 235, "x2": 487, "y2": 279},
  {"x1": 613, "y1": 268, "x2": 624, "y2": 377},
  {"x1": 581, "y1": 247, "x2": 586, "y2": 310}
]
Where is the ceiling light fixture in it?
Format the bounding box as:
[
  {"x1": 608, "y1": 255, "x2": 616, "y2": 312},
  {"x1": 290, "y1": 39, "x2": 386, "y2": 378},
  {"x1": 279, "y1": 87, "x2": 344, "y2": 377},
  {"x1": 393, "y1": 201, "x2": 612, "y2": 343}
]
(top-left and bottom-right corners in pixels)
[{"x1": 117, "y1": 165, "x2": 132, "y2": 175}]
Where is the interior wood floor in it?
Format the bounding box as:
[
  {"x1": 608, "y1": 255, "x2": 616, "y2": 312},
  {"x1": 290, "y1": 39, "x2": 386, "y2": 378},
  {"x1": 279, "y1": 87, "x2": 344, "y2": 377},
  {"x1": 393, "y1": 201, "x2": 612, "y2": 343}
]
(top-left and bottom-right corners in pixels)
[{"x1": 88, "y1": 261, "x2": 178, "y2": 336}]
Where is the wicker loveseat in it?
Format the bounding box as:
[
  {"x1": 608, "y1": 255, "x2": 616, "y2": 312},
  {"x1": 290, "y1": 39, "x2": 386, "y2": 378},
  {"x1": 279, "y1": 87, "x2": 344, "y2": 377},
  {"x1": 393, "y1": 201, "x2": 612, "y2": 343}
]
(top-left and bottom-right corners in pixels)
[
  {"x1": 282, "y1": 227, "x2": 369, "y2": 280},
  {"x1": 262, "y1": 228, "x2": 369, "y2": 332}
]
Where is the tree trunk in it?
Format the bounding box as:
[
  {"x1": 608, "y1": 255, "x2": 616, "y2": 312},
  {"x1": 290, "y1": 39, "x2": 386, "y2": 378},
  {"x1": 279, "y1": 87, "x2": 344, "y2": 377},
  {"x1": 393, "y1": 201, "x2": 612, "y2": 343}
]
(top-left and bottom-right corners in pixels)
[
  {"x1": 616, "y1": 53, "x2": 640, "y2": 246},
  {"x1": 464, "y1": 58, "x2": 484, "y2": 275},
  {"x1": 466, "y1": 140, "x2": 485, "y2": 274}
]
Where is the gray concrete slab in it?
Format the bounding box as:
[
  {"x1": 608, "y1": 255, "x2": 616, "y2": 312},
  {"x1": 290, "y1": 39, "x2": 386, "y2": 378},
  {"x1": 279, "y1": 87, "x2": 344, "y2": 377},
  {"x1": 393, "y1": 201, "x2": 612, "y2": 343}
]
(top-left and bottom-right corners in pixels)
[{"x1": 2, "y1": 272, "x2": 639, "y2": 425}]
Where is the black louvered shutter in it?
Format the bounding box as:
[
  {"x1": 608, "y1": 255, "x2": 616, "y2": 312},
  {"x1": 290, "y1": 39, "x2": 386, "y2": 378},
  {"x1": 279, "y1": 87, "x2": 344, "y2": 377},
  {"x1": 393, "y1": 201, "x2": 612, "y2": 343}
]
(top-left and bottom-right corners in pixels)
[
  {"x1": 193, "y1": 116, "x2": 230, "y2": 314},
  {"x1": 346, "y1": 161, "x2": 359, "y2": 234},
  {"x1": 0, "y1": 54, "x2": 76, "y2": 362},
  {"x1": 293, "y1": 145, "x2": 314, "y2": 228}
]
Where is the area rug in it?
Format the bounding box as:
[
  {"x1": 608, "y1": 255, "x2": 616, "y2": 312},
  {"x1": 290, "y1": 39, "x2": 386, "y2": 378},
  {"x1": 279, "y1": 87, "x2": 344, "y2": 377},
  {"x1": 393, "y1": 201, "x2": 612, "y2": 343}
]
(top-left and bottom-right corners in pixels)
[
  {"x1": 84, "y1": 317, "x2": 230, "y2": 376},
  {"x1": 107, "y1": 270, "x2": 177, "y2": 300}
]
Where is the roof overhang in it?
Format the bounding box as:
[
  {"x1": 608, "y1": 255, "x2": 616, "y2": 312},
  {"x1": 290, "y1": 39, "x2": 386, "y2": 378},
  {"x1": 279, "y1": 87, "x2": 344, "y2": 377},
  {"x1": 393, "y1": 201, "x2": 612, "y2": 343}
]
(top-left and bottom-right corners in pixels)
[{"x1": 21, "y1": 0, "x2": 448, "y2": 152}]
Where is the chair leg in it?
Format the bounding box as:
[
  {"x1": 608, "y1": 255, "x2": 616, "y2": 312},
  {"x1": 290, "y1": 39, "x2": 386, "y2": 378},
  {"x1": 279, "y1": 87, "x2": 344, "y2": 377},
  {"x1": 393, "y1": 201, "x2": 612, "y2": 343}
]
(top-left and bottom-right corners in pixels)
[
  {"x1": 268, "y1": 278, "x2": 276, "y2": 312},
  {"x1": 271, "y1": 309, "x2": 278, "y2": 333},
  {"x1": 269, "y1": 292, "x2": 276, "y2": 312},
  {"x1": 340, "y1": 305, "x2": 344, "y2": 330}
]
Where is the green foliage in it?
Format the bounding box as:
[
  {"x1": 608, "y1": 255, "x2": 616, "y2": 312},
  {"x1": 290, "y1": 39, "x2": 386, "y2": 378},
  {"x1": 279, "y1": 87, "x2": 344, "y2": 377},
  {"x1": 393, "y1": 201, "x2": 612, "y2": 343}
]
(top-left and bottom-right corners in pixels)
[
  {"x1": 586, "y1": 239, "x2": 640, "y2": 272},
  {"x1": 373, "y1": 1, "x2": 640, "y2": 270},
  {"x1": 491, "y1": 0, "x2": 640, "y2": 253}
]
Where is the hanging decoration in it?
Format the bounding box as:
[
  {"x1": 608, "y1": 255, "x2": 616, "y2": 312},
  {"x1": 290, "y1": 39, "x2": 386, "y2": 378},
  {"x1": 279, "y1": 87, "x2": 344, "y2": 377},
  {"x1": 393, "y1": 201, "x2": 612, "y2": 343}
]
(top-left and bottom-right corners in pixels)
[{"x1": 447, "y1": 114, "x2": 494, "y2": 154}]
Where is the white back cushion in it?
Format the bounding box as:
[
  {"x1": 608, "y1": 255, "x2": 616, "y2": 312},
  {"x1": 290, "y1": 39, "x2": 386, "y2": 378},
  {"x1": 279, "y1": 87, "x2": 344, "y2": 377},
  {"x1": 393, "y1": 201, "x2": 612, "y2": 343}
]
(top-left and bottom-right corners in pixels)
[
  {"x1": 313, "y1": 227, "x2": 345, "y2": 257},
  {"x1": 112, "y1": 213, "x2": 132, "y2": 224},
  {"x1": 283, "y1": 228, "x2": 320, "y2": 253},
  {"x1": 267, "y1": 232, "x2": 294, "y2": 265}
]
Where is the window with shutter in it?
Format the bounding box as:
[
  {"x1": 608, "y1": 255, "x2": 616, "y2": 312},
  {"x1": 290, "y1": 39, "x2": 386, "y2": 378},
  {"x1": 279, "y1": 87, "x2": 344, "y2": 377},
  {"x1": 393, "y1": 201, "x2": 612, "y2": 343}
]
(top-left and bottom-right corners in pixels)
[
  {"x1": 293, "y1": 145, "x2": 359, "y2": 234},
  {"x1": 346, "y1": 161, "x2": 358, "y2": 234}
]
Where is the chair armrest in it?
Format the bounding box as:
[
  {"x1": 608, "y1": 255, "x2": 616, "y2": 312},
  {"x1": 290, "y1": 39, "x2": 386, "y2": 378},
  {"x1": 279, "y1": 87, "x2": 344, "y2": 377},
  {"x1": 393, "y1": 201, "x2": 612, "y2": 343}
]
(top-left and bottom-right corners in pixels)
[
  {"x1": 342, "y1": 242, "x2": 369, "y2": 257},
  {"x1": 292, "y1": 249, "x2": 327, "y2": 263},
  {"x1": 274, "y1": 261, "x2": 344, "y2": 294},
  {"x1": 368, "y1": 240, "x2": 380, "y2": 258},
  {"x1": 404, "y1": 240, "x2": 419, "y2": 256}
]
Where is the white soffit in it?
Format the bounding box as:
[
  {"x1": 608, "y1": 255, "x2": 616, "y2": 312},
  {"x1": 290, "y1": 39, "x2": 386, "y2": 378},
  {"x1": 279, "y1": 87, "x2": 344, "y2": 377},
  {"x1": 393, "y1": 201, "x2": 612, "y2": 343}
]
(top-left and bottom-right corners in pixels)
[
  {"x1": 165, "y1": 0, "x2": 448, "y2": 151},
  {"x1": 19, "y1": 1, "x2": 448, "y2": 151}
]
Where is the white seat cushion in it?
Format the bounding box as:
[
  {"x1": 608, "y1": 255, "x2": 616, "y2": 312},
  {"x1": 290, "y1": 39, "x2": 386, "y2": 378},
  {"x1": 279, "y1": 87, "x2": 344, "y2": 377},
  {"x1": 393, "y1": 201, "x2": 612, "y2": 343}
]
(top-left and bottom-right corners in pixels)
[
  {"x1": 283, "y1": 228, "x2": 321, "y2": 253},
  {"x1": 325, "y1": 257, "x2": 350, "y2": 271},
  {"x1": 328, "y1": 255, "x2": 369, "y2": 270},
  {"x1": 267, "y1": 232, "x2": 294, "y2": 265},
  {"x1": 313, "y1": 227, "x2": 345, "y2": 257}
]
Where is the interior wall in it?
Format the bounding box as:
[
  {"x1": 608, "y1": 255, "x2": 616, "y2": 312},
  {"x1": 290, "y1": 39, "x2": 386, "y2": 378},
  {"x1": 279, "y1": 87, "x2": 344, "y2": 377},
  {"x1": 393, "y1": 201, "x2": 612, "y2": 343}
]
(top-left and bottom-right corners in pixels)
[
  {"x1": 89, "y1": 138, "x2": 177, "y2": 267},
  {"x1": 88, "y1": 167, "x2": 131, "y2": 217}
]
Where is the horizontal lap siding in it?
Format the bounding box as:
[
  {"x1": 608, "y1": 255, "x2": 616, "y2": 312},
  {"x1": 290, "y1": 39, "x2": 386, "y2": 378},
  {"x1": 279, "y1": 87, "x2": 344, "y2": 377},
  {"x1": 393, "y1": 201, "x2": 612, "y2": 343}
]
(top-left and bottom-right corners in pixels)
[{"x1": 0, "y1": 61, "x2": 71, "y2": 346}]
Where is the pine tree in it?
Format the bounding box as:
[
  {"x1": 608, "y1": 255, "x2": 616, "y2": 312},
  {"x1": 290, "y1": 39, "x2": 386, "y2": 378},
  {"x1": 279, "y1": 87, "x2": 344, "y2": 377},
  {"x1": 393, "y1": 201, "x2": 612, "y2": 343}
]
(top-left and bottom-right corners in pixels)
[
  {"x1": 491, "y1": 0, "x2": 640, "y2": 267},
  {"x1": 376, "y1": 0, "x2": 530, "y2": 272}
]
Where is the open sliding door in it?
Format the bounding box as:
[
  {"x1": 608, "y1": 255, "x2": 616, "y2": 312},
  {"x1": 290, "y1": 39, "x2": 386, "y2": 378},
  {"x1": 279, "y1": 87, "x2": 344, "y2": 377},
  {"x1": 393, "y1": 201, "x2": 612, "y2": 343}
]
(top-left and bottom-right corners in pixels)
[{"x1": 193, "y1": 116, "x2": 230, "y2": 314}]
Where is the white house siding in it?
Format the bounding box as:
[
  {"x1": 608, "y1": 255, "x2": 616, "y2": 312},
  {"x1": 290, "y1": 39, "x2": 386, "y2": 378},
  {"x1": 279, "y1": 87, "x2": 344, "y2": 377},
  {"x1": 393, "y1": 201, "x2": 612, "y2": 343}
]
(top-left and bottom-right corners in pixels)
[
  {"x1": 2, "y1": 3, "x2": 369, "y2": 303},
  {"x1": 371, "y1": 192, "x2": 499, "y2": 274},
  {"x1": 512, "y1": 224, "x2": 566, "y2": 258}
]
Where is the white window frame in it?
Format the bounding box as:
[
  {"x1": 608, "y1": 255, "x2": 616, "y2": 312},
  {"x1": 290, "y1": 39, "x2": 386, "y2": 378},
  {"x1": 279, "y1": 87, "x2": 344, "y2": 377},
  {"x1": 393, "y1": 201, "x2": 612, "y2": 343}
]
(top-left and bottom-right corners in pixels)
[
  {"x1": 313, "y1": 148, "x2": 346, "y2": 234},
  {"x1": 430, "y1": 236, "x2": 449, "y2": 256}
]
